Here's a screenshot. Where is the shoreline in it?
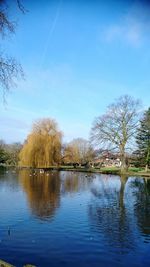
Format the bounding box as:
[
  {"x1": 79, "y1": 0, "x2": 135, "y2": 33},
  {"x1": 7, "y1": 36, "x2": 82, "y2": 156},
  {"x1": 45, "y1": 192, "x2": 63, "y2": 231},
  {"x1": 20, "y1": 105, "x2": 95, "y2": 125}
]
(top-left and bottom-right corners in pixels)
[
  {"x1": 1, "y1": 165, "x2": 150, "y2": 178},
  {"x1": 14, "y1": 166, "x2": 150, "y2": 178}
]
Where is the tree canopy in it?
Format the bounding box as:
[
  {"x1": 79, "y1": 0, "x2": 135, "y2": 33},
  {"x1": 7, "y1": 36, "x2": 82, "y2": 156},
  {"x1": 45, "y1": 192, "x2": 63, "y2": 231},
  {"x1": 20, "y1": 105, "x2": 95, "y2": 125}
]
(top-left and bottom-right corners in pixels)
[
  {"x1": 136, "y1": 107, "x2": 150, "y2": 171},
  {"x1": 0, "y1": 140, "x2": 22, "y2": 165},
  {"x1": 0, "y1": 139, "x2": 8, "y2": 164},
  {"x1": 19, "y1": 118, "x2": 62, "y2": 168}
]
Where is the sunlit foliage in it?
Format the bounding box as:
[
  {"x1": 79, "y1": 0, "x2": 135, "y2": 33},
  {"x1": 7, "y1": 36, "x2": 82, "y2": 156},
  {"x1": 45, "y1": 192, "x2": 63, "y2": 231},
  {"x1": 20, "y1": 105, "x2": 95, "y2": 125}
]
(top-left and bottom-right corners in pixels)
[{"x1": 19, "y1": 118, "x2": 62, "y2": 168}]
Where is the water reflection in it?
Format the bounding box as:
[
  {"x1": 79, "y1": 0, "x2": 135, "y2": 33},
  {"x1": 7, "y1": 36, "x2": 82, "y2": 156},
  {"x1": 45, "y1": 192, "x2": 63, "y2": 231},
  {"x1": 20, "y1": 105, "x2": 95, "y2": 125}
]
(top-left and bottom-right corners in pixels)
[
  {"x1": 0, "y1": 169, "x2": 150, "y2": 266},
  {"x1": 19, "y1": 170, "x2": 61, "y2": 220},
  {"x1": 0, "y1": 168, "x2": 19, "y2": 192},
  {"x1": 18, "y1": 170, "x2": 94, "y2": 220},
  {"x1": 130, "y1": 178, "x2": 150, "y2": 236},
  {"x1": 60, "y1": 172, "x2": 94, "y2": 194},
  {"x1": 89, "y1": 175, "x2": 150, "y2": 252}
]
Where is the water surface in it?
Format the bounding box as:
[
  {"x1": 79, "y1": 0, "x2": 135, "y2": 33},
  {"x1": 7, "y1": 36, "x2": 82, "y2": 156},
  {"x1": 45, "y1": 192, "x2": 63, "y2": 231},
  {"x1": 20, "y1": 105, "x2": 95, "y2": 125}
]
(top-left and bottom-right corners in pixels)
[{"x1": 0, "y1": 169, "x2": 150, "y2": 267}]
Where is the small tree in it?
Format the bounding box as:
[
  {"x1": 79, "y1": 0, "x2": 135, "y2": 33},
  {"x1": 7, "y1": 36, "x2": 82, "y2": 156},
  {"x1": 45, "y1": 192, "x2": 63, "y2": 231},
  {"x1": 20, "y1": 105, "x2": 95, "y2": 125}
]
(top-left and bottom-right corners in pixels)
[
  {"x1": 91, "y1": 95, "x2": 141, "y2": 173},
  {"x1": 136, "y1": 108, "x2": 150, "y2": 172}
]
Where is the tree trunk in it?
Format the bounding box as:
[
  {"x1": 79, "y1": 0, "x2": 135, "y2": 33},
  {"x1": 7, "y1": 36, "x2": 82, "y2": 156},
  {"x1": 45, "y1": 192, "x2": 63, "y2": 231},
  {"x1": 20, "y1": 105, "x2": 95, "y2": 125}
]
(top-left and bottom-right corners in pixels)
[
  {"x1": 121, "y1": 156, "x2": 127, "y2": 173},
  {"x1": 145, "y1": 150, "x2": 150, "y2": 172},
  {"x1": 145, "y1": 164, "x2": 148, "y2": 172},
  {"x1": 120, "y1": 146, "x2": 127, "y2": 173}
]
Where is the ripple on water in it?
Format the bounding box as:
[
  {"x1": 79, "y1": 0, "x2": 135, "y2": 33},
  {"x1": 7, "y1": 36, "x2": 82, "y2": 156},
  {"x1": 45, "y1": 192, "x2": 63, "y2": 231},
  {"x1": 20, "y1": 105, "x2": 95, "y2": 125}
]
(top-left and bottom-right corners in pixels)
[{"x1": 0, "y1": 170, "x2": 150, "y2": 267}]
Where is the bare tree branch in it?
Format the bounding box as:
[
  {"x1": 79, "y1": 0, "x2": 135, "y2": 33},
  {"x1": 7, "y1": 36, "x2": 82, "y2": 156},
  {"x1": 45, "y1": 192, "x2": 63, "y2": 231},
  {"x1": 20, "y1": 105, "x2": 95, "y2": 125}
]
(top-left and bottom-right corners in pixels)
[{"x1": 0, "y1": 0, "x2": 25, "y2": 100}]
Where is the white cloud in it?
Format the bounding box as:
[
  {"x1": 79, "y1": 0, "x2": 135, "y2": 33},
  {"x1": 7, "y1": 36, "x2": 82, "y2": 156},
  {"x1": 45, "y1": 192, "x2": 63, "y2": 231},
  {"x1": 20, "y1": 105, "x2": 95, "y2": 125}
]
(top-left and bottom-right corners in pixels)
[
  {"x1": 102, "y1": 2, "x2": 150, "y2": 47},
  {"x1": 104, "y1": 20, "x2": 142, "y2": 47}
]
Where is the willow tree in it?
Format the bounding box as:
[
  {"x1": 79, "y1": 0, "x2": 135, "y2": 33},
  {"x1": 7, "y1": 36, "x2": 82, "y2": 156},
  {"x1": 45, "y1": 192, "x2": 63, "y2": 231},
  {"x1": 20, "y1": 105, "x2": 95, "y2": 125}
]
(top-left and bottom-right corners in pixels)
[
  {"x1": 91, "y1": 95, "x2": 141, "y2": 173},
  {"x1": 19, "y1": 118, "x2": 62, "y2": 168}
]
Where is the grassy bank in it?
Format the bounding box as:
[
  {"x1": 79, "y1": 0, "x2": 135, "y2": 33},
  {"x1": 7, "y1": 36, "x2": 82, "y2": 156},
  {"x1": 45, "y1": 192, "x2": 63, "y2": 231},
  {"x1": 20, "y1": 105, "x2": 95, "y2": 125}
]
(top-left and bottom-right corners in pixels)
[{"x1": 68, "y1": 167, "x2": 150, "y2": 177}]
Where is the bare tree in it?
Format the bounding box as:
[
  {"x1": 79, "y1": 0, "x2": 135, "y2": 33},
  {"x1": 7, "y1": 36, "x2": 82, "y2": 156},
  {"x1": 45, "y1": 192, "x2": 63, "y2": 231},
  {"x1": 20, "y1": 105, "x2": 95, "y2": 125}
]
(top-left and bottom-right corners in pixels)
[
  {"x1": 0, "y1": 0, "x2": 25, "y2": 99},
  {"x1": 91, "y1": 95, "x2": 141, "y2": 173},
  {"x1": 63, "y1": 138, "x2": 95, "y2": 165}
]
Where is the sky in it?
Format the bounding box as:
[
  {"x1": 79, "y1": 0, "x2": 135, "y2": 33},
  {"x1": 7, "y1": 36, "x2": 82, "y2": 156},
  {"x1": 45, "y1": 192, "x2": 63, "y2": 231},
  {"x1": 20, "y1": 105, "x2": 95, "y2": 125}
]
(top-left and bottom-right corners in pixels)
[{"x1": 0, "y1": 0, "x2": 150, "y2": 143}]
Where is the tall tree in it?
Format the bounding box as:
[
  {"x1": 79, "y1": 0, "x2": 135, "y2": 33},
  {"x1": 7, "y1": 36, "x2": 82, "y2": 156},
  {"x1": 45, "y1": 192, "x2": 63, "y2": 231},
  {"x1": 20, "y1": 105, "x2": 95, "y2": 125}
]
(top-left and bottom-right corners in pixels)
[
  {"x1": 91, "y1": 95, "x2": 141, "y2": 173},
  {"x1": 0, "y1": 0, "x2": 25, "y2": 98},
  {"x1": 136, "y1": 108, "x2": 150, "y2": 171},
  {"x1": 19, "y1": 118, "x2": 62, "y2": 168}
]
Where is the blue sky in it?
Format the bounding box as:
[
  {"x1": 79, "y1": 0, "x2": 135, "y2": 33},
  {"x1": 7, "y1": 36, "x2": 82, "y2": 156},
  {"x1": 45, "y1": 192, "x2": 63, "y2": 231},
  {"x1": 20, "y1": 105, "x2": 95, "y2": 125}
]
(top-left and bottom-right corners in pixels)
[{"x1": 0, "y1": 0, "x2": 150, "y2": 143}]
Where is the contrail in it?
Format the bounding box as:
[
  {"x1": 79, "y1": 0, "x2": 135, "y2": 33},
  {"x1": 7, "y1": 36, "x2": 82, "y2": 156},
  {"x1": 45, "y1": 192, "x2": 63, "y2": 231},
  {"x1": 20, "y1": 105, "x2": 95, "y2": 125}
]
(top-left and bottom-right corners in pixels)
[{"x1": 40, "y1": 0, "x2": 63, "y2": 67}]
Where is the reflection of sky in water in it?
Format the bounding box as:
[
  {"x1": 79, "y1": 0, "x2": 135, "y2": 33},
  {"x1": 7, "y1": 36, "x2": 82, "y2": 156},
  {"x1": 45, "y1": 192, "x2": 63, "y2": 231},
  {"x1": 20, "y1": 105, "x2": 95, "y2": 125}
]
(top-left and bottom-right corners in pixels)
[{"x1": 0, "y1": 169, "x2": 149, "y2": 267}]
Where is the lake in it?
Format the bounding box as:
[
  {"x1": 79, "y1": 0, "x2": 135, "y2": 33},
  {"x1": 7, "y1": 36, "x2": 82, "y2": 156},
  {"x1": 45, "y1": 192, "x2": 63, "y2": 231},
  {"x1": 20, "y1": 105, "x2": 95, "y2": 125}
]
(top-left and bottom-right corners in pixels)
[{"x1": 0, "y1": 168, "x2": 150, "y2": 267}]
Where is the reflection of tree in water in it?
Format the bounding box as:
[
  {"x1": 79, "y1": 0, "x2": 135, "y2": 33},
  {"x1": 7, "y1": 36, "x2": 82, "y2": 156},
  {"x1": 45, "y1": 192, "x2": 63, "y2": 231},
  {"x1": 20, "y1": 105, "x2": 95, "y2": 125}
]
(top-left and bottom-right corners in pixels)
[
  {"x1": 89, "y1": 175, "x2": 137, "y2": 252},
  {"x1": 19, "y1": 170, "x2": 60, "y2": 220},
  {"x1": 19, "y1": 170, "x2": 93, "y2": 219},
  {"x1": 130, "y1": 177, "x2": 150, "y2": 236},
  {"x1": 60, "y1": 172, "x2": 94, "y2": 194}
]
